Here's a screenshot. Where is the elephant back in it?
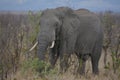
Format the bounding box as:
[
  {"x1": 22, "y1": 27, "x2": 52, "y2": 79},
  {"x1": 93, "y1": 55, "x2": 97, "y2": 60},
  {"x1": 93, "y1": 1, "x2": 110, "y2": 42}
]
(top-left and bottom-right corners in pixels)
[
  {"x1": 76, "y1": 8, "x2": 90, "y2": 12},
  {"x1": 75, "y1": 8, "x2": 95, "y2": 16}
]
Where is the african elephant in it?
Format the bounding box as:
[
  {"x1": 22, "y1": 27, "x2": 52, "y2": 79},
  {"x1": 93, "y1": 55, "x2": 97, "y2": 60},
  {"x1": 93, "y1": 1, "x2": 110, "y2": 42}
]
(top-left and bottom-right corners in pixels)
[{"x1": 36, "y1": 7, "x2": 103, "y2": 74}]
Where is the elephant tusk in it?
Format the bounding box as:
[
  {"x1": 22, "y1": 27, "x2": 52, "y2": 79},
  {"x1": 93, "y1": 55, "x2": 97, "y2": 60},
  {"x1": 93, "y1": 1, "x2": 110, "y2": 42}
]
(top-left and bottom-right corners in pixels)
[
  {"x1": 50, "y1": 41, "x2": 55, "y2": 48},
  {"x1": 29, "y1": 41, "x2": 38, "y2": 51}
]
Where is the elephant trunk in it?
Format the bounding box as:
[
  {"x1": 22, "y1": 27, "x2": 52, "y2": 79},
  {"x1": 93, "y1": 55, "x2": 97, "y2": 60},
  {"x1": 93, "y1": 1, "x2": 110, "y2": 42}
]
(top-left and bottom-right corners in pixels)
[
  {"x1": 38, "y1": 41, "x2": 55, "y2": 60},
  {"x1": 37, "y1": 38, "x2": 48, "y2": 61},
  {"x1": 37, "y1": 30, "x2": 55, "y2": 61}
]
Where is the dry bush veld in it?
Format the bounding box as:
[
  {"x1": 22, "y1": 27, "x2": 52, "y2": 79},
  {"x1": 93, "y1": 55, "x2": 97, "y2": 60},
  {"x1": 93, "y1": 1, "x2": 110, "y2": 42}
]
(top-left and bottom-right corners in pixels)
[
  {"x1": 0, "y1": 11, "x2": 120, "y2": 80},
  {"x1": 99, "y1": 11, "x2": 120, "y2": 73},
  {"x1": 0, "y1": 11, "x2": 40, "y2": 80}
]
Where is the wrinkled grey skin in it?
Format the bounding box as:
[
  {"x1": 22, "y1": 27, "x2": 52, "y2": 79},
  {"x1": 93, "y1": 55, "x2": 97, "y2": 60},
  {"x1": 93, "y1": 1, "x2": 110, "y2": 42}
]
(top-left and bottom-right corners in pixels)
[{"x1": 37, "y1": 7, "x2": 103, "y2": 74}]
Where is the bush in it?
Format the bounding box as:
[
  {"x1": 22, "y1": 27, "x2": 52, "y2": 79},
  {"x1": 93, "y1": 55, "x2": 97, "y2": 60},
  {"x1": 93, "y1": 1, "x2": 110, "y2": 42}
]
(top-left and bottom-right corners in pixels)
[
  {"x1": 22, "y1": 58, "x2": 57, "y2": 76},
  {"x1": 111, "y1": 51, "x2": 120, "y2": 73}
]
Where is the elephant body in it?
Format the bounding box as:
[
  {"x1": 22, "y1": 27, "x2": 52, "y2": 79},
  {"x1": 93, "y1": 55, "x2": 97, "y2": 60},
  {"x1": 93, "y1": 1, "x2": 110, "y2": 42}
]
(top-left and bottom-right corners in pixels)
[{"x1": 37, "y1": 7, "x2": 103, "y2": 74}]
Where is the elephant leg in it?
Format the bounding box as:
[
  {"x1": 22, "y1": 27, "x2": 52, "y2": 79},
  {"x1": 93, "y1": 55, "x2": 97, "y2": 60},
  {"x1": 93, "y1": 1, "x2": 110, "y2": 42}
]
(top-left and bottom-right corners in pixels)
[
  {"x1": 49, "y1": 49, "x2": 55, "y2": 67},
  {"x1": 59, "y1": 41, "x2": 71, "y2": 73},
  {"x1": 91, "y1": 55, "x2": 99, "y2": 74},
  {"x1": 63, "y1": 53, "x2": 70, "y2": 71},
  {"x1": 78, "y1": 59, "x2": 86, "y2": 75},
  {"x1": 91, "y1": 43, "x2": 102, "y2": 74},
  {"x1": 60, "y1": 52, "x2": 70, "y2": 73},
  {"x1": 49, "y1": 48, "x2": 59, "y2": 67},
  {"x1": 77, "y1": 54, "x2": 88, "y2": 75},
  {"x1": 59, "y1": 53, "x2": 65, "y2": 73}
]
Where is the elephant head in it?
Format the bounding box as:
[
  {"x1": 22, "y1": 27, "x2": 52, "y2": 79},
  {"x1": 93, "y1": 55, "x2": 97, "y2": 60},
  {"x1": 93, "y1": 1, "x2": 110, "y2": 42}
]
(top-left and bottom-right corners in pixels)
[{"x1": 37, "y1": 7, "x2": 75, "y2": 61}]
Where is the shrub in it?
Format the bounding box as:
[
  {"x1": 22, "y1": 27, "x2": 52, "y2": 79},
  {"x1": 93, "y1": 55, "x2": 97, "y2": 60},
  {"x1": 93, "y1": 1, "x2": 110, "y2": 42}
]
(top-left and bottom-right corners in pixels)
[{"x1": 22, "y1": 58, "x2": 57, "y2": 76}]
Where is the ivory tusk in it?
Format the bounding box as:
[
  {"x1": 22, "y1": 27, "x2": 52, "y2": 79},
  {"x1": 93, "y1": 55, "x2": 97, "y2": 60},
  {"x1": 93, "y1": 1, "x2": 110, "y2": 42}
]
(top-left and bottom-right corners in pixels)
[
  {"x1": 50, "y1": 41, "x2": 55, "y2": 48},
  {"x1": 29, "y1": 41, "x2": 38, "y2": 51}
]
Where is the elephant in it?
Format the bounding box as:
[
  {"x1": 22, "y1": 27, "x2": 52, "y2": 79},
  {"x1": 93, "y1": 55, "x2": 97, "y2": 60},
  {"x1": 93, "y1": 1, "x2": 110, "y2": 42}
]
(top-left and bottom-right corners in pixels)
[{"x1": 36, "y1": 7, "x2": 103, "y2": 74}]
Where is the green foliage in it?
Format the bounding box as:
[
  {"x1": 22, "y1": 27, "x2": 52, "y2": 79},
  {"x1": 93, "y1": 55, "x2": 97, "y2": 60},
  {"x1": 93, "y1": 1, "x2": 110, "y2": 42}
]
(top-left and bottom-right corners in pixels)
[
  {"x1": 28, "y1": 11, "x2": 41, "y2": 43},
  {"x1": 111, "y1": 51, "x2": 120, "y2": 73},
  {"x1": 22, "y1": 58, "x2": 48, "y2": 73},
  {"x1": 22, "y1": 58, "x2": 57, "y2": 76}
]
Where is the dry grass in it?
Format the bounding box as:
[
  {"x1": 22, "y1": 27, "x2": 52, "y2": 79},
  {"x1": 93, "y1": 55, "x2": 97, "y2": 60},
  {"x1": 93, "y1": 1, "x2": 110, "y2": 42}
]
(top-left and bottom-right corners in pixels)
[{"x1": 9, "y1": 51, "x2": 120, "y2": 80}]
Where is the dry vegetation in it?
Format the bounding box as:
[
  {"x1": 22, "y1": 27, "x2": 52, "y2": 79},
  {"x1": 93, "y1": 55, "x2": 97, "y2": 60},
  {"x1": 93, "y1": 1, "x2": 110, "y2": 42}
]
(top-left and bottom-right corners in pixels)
[{"x1": 0, "y1": 11, "x2": 120, "y2": 80}]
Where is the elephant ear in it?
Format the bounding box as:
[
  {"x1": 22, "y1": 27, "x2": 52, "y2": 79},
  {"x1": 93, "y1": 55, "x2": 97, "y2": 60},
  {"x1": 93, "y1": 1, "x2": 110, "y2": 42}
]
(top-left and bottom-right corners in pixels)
[
  {"x1": 55, "y1": 7, "x2": 80, "y2": 39},
  {"x1": 57, "y1": 7, "x2": 79, "y2": 26},
  {"x1": 56, "y1": 7, "x2": 78, "y2": 27},
  {"x1": 58, "y1": 7, "x2": 80, "y2": 38},
  {"x1": 62, "y1": 15, "x2": 80, "y2": 33},
  {"x1": 57, "y1": 7, "x2": 73, "y2": 14},
  {"x1": 55, "y1": 7, "x2": 74, "y2": 18}
]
